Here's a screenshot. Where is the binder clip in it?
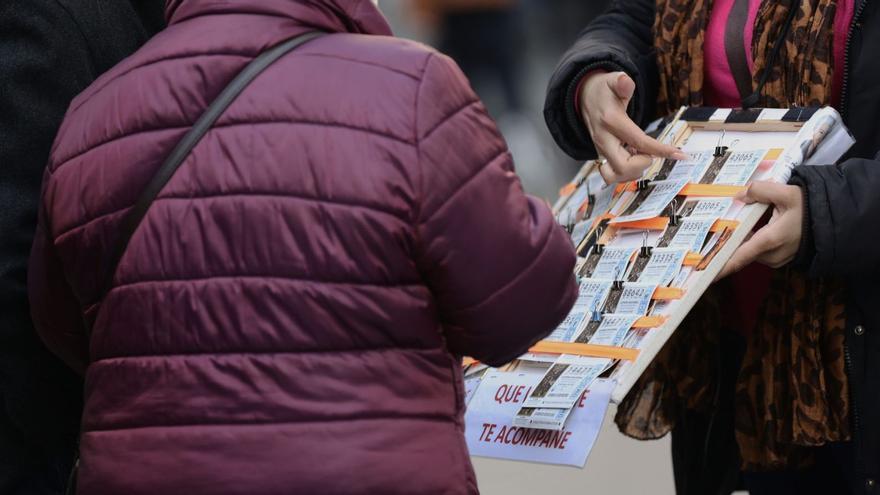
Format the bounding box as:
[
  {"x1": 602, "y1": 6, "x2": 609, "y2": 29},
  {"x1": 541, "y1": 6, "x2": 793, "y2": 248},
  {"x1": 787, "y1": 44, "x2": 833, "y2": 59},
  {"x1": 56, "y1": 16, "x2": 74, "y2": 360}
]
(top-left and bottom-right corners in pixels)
[
  {"x1": 636, "y1": 179, "x2": 651, "y2": 191},
  {"x1": 639, "y1": 230, "x2": 653, "y2": 258},
  {"x1": 595, "y1": 243, "x2": 605, "y2": 255},
  {"x1": 713, "y1": 130, "x2": 729, "y2": 158},
  {"x1": 668, "y1": 198, "x2": 681, "y2": 226},
  {"x1": 611, "y1": 265, "x2": 625, "y2": 290}
]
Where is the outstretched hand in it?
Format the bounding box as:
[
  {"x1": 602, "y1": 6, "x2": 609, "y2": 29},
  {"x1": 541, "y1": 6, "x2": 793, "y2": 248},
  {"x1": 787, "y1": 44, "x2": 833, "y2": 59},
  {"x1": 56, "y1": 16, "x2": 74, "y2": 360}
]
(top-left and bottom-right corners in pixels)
[
  {"x1": 579, "y1": 71, "x2": 687, "y2": 183},
  {"x1": 718, "y1": 181, "x2": 805, "y2": 279}
]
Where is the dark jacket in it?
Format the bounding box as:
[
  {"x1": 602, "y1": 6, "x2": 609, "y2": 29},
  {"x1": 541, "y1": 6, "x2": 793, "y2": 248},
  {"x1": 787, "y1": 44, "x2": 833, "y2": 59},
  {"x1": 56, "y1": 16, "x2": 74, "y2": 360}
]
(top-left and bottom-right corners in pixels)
[
  {"x1": 27, "y1": 0, "x2": 578, "y2": 493},
  {"x1": 544, "y1": 0, "x2": 880, "y2": 492},
  {"x1": 0, "y1": 1, "x2": 163, "y2": 493}
]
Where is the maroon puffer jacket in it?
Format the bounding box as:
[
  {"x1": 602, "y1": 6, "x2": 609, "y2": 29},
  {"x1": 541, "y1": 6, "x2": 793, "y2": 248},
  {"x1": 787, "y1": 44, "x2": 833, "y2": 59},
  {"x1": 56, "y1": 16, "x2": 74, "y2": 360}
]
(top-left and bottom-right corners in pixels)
[{"x1": 28, "y1": 1, "x2": 577, "y2": 493}]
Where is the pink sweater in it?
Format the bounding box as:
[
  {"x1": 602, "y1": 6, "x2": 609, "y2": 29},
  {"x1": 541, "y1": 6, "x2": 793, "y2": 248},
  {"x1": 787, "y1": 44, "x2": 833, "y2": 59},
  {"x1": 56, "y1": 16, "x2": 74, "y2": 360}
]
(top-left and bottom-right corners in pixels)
[{"x1": 704, "y1": 0, "x2": 855, "y2": 108}]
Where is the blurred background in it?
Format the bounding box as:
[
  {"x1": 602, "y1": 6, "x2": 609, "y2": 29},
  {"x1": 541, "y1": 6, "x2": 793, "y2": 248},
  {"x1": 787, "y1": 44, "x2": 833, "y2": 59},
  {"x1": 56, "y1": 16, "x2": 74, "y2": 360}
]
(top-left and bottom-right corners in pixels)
[
  {"x1": 381, "y1": 0, "x2": 611, "y2": 200},
  {"x1": 381, "y1": 2, "x2": 685, "y2": 494}
]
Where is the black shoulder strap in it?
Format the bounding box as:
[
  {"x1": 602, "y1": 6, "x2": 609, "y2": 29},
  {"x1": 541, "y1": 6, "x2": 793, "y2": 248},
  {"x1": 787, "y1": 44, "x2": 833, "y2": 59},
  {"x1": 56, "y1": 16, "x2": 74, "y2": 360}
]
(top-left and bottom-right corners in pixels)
[
  {"x1": 724, "y1": 0, "x2": 753, "y2": 104},
  {"x1": 94, "y1": 31, "x2": 325, "y2": 309}
]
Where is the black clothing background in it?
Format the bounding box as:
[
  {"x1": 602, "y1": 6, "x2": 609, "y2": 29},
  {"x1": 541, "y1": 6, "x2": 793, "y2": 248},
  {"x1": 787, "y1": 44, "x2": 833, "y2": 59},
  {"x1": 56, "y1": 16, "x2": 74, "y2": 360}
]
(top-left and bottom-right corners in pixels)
[
  {"x1": 544, "y1": 0, "x2": 880, "y2": 493},
  {"x1": 0, "y1": 1, "x2": 163, "y2": 493}
]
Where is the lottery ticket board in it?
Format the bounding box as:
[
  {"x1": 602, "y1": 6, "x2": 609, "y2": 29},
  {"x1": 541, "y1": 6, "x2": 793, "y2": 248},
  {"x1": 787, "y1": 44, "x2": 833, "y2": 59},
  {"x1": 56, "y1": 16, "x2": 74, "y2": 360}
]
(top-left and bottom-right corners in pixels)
[{"x1": 463, "y1": 106, "x2": 854, "y2": 467}]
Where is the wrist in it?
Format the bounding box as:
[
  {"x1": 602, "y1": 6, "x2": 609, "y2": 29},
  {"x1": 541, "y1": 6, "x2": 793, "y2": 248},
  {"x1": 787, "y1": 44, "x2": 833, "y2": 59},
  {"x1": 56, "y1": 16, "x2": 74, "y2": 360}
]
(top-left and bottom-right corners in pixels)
[
  {"x1": 788, "y1": 179, "x2": 814, "y2": 269},
  {"x1": 574, "y1": 70, "x2": 608, "y2": 116}
]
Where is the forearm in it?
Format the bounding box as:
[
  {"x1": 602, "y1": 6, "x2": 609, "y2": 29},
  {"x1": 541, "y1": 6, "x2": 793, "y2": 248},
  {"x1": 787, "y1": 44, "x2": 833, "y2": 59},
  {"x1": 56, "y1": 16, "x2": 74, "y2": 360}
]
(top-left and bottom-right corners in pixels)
[{"x1": 544, "y1": 0, "x2": 659, "y2": 160}]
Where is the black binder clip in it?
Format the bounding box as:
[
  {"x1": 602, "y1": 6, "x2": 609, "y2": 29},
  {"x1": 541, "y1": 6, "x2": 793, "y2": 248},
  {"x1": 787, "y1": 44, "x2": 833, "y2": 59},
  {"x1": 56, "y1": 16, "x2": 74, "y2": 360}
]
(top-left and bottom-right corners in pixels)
[
  {"x1": 612, "y1": 280, "x2": 625, "y2": 291},
  {"x1": 713, "y1": 130, "x2": 729, "y2": 158},
  {"x1": 668, "y1": 198, "x2": 681, "y2": 226},
  {"x1": 595, "y1": 243, "x2": 605, "y2": 255},
  {"x1": 639, "y1": 230, "x2": 653, "y2": 258},
  {"x1": 636, "y1": 179, "x2": 651, "y2": 191}
]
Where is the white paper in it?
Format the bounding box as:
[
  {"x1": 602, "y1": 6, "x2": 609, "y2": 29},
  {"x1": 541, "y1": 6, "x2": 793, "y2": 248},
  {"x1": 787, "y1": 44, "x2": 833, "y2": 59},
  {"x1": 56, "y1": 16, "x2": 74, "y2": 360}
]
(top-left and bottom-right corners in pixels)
[
  {"x1": 614, "y1": 283, "x2": 657, "y2": 316},
  {"x1": 588, "y1": 313, "x2": 641, "y2": 347},
  {"x1": 757, "y1": 108, "x2": 788, "y2": 121},
  {"x1": 546, "y1": 280, "x2": 613, "y2": 342},
  {"x1": 611, "y1": 179, "x2": 689, "y2": 224},
  {"x1": 667, "y1": 217, "x2": 717, "y2": 252},
  {"x1": 558, "y1": 182, "x2": 590, "y2": 223},
  {"x1": 636, "y1": 248, "x2": 688, "y2": 286},
  {"x1": 465, "y1": 374, "x2": 485, "y2": 406},
  {"x1": 685, "y1": 198, "x2": 733, "y2": 218},
  {"x1": 670, "y1": 266, "x2": 694, "y2": 288},
  {"x1": 589, "y1": 174, "x2": 615, "y2": 218},
  {"x1": 569, "y1": 220, "x2": 591, "y2": 246},
  {"x1": 606, "y1": 230, "x2": 662, "y2": 250},
  {"x1": 466, "y1": 376, "x2": 614, "y2": 467},
  {"x1": 710, "y1": 109, "x2": 732, "y2": 121},
  {"x1": 665, "y1": 151, "x2": 713, "y2": 182},
  {"x1": 522, "y1": 355, "x2": 610, "y2": 409},
  {"x1": 512, "y1": 405, "x2": 574, "y2": 430},
  {"x1": 590, "y1": 247, "x2": 636, "y2": 281},
  {"x1": 713, "y1": 149, "x2": 766, "y2": 185}
]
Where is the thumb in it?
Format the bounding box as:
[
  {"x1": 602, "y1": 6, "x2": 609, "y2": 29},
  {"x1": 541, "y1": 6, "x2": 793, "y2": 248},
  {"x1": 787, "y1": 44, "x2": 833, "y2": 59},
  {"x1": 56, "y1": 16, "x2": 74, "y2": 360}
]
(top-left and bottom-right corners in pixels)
[
  {"x1": 609, "y1": 72, "x2": 636, "y2": 103},
  {"x1": 738, "y1": 181, "x2": 798, "y2": 208},
  {"x1": 717, "y1": 228, "x2": 774, "y2": 280}
]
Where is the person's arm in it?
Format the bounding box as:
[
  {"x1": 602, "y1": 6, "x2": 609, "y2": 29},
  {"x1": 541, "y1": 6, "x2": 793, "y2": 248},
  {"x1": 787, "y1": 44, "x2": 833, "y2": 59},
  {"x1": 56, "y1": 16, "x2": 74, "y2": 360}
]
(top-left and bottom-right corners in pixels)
[
  {"x1": 718, "y1": 158, "x2": 880, "y2": 280},
  {"x1": 790, "y1": 159, "x2": 880, "y2": 278},
  {"x1": 544, "y1": 0, "x2": 660, "y2": 161},
  {"x1": 0, "y1": 1, "x2": 95, "y2": 346},
  {"x1": 415, "y1": 53, "x2": 578, "y2": 367}
]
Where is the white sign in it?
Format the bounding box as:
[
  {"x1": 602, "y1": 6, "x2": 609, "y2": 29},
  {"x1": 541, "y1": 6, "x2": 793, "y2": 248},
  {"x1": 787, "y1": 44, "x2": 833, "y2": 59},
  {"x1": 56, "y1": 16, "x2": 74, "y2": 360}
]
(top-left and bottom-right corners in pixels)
[{"x1": 466, "y1": 373, "x2": 614, "y2": 467}]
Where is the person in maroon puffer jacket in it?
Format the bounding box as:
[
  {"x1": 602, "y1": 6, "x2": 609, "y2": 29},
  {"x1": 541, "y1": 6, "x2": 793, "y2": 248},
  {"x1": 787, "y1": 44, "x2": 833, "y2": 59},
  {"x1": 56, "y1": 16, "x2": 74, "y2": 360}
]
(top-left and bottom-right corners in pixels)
[{"x1": 27, "y1": 0, "x2": 577, "y2": 493}]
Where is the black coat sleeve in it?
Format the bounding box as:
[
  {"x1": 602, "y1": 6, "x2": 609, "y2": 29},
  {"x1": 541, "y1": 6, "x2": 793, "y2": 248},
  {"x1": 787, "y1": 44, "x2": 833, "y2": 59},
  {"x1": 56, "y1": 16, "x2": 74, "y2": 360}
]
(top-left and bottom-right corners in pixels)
[
  {"x1": 791, "y1": 159, "x2": 880, "y2": 278},
  {"x1": 0, "y1": 1, "x2": 96, "y2": 340},
  {"x1": 543, "y1": 0, "x2": 659, "y2": 161}
]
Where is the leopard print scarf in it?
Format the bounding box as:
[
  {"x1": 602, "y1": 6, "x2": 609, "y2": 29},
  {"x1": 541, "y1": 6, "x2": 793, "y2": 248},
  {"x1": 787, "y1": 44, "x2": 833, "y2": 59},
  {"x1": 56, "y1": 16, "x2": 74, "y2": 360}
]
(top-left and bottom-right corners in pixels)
[{"x1": 616, "y1": 0, "x2": 850, "y2": 471}]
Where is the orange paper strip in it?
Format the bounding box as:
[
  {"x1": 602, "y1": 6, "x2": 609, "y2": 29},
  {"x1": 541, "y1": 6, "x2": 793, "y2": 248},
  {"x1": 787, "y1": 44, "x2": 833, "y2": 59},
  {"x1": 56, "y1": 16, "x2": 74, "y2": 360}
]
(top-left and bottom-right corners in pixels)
[
  {"x1": 591, "y1": 213, "x2": 615, "y2": 229},
  {"x1": 680, "y1": 184, "x2": 747, "y2": 197},
  {"x1": 559, "y1": 182, "x2": 577, "y2": 197},
  {"x1": 612, "y1": 216, "x2": 671, "y2": 231},
  {"x1": 683, "y1": 252, "x2": 703, "y2": 266},
  {"x1": 633, "y1": 315, "x2": 666, "y2": 329},
  {"x1": 653, "y1": 287, "x2": 685, "y2": 300},
  {"x1": 764, "y1": 148, "x2": 784, "y2": 160},
  {"x1": 711, "y1": 219, "x2": 740, "y2": 232},
  {"x1": 462, "y1": 357, "x2": 478, "y2": 367},
  {"x1": 615, "y1": 182, "x2": 638, "y2": 195},
  {"x1": 529, "y1": 341, "x2": 639, "y2": 361}
]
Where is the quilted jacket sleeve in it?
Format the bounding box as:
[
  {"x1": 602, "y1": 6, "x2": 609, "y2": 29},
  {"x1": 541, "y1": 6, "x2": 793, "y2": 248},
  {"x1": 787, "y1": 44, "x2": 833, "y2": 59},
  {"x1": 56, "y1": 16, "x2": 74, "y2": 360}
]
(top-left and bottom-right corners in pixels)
[
  {"x1": 791, "y1": 160, "x2": 880, "y2": 278},
  {"x1": 543, "y1": 0, "x2": 659, "y2": 160},
  {"x1": 28, "y1": 172, "x2": 90, "y2": 375},
  {"x1": 415, "y1": 53, "x2": 578, "y2": 367}
]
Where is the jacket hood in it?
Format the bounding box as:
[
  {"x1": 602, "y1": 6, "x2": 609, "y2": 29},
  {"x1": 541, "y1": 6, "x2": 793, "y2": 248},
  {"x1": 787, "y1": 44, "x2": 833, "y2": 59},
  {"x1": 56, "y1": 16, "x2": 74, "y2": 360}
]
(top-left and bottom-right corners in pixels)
[{"x1": 164, "y1": 0, "x2": 392, "y2": 36}]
